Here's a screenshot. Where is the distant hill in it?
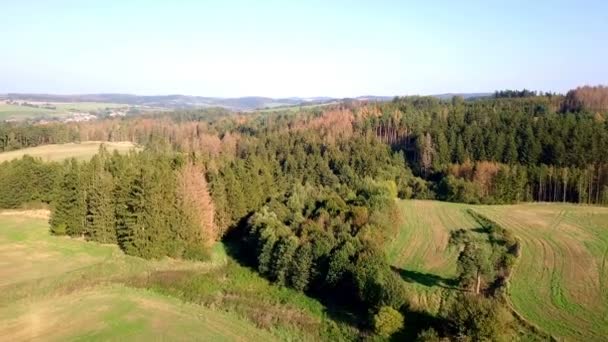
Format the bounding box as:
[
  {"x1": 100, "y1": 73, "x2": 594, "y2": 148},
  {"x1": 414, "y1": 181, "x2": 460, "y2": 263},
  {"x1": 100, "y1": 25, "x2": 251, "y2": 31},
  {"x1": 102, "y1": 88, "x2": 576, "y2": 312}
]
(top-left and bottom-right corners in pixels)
[
  {"x1": 1, "y1": 92, "x2": 492, "y2": 111},
  {"x1": 432, "y1": 93, "x2": 492, "y2": 100},
  {"x1": 1, "y1": 94, "x2": 335, "y2": 111}
]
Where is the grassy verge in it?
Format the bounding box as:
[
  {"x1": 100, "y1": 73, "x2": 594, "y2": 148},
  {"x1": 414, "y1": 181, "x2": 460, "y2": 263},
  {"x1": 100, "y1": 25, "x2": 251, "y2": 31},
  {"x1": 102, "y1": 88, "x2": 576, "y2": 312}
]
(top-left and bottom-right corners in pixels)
[{"x1": 0, "y1": 212, "x2": 356, "y2": 341}]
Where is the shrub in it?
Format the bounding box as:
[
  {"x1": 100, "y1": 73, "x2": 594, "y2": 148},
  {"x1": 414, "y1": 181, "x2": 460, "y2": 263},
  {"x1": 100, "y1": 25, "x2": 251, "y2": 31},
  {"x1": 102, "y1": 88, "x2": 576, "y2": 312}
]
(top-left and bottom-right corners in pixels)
[
  {"x1": 416, "y1": 328, "x2": 442, "y2": 342},
  {"x1": 446, "y1": 294, "x2": 512, "y2": 340},
  {"x1": 50, "y1": 222, "x2": 66, "y2": 235},
  {"x1": 373, "y1": 306, "x2": 404, "y2": 337}
]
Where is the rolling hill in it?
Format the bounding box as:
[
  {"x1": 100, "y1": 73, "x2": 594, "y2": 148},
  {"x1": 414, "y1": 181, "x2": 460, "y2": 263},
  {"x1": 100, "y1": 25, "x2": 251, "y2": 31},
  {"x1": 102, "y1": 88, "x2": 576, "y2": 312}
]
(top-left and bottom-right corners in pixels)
[{"x1": 1, "y1": 92, "x2": 492, "y2": 112}]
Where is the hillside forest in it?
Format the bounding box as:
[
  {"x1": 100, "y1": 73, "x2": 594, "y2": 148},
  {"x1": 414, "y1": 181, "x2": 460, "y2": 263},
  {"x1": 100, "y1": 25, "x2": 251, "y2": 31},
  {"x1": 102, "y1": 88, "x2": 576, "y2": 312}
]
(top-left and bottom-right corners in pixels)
[{"x1": 1, "y1": 85, "x2": 608, "y2": 340}]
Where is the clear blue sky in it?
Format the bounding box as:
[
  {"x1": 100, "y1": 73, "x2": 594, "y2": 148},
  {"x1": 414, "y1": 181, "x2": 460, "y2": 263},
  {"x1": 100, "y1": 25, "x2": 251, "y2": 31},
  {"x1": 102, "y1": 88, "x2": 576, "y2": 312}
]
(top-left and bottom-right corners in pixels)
[{"x1": 1, "y1": 0, "x2": 607, "y2": 97}]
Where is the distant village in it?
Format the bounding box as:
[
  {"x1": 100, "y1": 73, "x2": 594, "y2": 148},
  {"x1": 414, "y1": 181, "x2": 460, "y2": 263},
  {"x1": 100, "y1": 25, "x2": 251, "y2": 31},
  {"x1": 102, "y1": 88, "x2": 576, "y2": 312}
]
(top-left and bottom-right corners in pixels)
[{"x1": 2, "y1": 99, "x2": 129, "y2": 123}]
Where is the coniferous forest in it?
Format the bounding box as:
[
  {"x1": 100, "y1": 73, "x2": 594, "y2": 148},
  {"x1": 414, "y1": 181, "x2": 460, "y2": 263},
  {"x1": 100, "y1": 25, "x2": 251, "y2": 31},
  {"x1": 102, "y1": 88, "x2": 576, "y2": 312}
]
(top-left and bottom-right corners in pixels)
[{"x1": 1, "y1": 86, "x2": 608, "y2": 340}]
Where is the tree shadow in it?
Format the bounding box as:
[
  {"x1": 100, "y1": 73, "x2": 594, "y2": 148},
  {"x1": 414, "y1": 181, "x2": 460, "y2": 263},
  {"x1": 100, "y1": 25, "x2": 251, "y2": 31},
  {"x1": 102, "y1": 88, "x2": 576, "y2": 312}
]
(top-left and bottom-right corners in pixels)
[
  {"x1": 470, "y1": 227, "x2": 490, "y2": 234},
  {"x1": 391, "y1": 308, "x2": 445, "y2": 341},
  {"x1": 391, "y1": 266, "x2": 457, "y2": 289}
]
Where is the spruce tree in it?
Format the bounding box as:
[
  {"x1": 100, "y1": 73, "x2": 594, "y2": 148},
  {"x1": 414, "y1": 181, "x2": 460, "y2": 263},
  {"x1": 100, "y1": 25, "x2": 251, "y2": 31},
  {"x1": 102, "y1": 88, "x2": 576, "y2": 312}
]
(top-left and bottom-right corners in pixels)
[
  {"x1": 113, "y1": 153, "x2": 142, "y2": 256},
  {"x1": 271, "y1": 235, "x2": 298, "y2": 285},
  {"x1": 289, "y1": 243, "x2": 313, "y2": 291},
  {"x1": 50, "y1": 159, "x2": 85, "y2": 237},
  {"x1": 85, "y1": 154, "x2": 116, "y2": 243}
]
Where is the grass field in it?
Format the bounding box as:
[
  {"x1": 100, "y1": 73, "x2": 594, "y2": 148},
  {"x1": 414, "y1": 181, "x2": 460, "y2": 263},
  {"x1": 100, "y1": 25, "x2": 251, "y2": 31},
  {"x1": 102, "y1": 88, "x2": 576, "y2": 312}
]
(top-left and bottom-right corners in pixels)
[
  {"x1": 0, "y1": 102, "x2": 125, "y2": 120},
  {"x1": 0, "y1": 104, "x2": 56, "y2": 119},
  {"x1": 255, "y1": 101, "x2": 339, "y2": 113},
  {"x1": 5, "y1": 200, "x2": 604, "y2": 340},
  {"x1": 0, "y1": 210, "x2": 355, "y2": 341},
  {"x1": 0, "y1": 141, "x2": 137, "y2": 163},
  {"x1": 387, "y1": 200, "x2": 480, "y2": 312},
  {"x1": 0, "y1": 211, "x2": 278, "y2": 341},
  {"x1": 0, "y1": 285, "x2": 278, "y2": 341},
  {"x1": 392, "y1": 200, "x2": 608, "y2": 341},
  {"x1": 473, "y1": 204, "x2": 608, "y2": 341}
]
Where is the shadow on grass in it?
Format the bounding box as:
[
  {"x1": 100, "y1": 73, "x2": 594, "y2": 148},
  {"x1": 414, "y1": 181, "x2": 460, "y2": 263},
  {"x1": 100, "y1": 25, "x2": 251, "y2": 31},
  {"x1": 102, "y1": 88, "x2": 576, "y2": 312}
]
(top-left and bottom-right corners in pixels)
[
  {"x1": 470, "y1": 227, "x2": 490, "y2": 234},
  {"x1": 391, "y1": 266, "x2": 457, "y2": 289}
]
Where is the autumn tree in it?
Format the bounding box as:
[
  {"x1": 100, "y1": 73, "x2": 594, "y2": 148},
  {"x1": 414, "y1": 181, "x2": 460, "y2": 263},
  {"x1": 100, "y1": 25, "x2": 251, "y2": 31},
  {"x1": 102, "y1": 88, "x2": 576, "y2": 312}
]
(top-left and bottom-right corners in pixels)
[{"x1": 175, "y1": 162, "x2": 217, "y2": 256}]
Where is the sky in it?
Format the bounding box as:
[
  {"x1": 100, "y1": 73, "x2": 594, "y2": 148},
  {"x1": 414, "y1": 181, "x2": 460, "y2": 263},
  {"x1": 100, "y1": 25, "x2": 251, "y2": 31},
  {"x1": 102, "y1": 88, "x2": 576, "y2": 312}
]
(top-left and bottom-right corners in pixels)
[{"x1": 1, "y1": 0, "x2": 607, "y2": 97}]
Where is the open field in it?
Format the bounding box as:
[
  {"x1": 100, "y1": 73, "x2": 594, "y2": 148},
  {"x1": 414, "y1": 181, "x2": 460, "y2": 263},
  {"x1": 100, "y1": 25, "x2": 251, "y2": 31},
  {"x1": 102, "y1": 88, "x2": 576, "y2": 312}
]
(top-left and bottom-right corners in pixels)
[
  {"x1": 0, "y1": 285, "x2": 277, "y2": 341},
  {"x1": 474, "y1": 204, "x2": 608, "y2": 341},
  {"x1": 392, "y1": 200, "x2": 608, "y2": 340},
  {"x1": 0, "y1": 212, "x2": 279, "y2": 341},
  {"x1": 387, "y1": 200, "x2": 480, "y2": 311},
  {"x1": 255, "y1": 101, "x2": 339, "y2": 113},
  {"x1": 0, "y1": 104, "x2": 55, "y2": 119},
  {"x1": 0, "y1": 102, "x2": 126, "y2": 120},
  {"x1": 0, "y1": 141, "x2": 137, "y2": 163},
  {"x1": 0, "y1": 211, "x2": 350, "y2": 341}
]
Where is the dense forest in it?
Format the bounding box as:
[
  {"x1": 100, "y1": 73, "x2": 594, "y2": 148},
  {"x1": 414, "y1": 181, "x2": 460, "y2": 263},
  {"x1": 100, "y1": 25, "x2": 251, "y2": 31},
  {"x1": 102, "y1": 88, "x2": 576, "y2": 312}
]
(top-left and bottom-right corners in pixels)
[{"x1": 1, "y1": 85, "x2": 607, "y2": 340}]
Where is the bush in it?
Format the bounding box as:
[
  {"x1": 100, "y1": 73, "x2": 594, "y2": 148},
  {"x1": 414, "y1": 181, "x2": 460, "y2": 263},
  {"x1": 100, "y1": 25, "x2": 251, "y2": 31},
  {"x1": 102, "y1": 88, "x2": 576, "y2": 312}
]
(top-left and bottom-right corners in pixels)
[
  {"x1": 50, "y1": 222, "x2": 66, "y2": 235},
  {"x1": 439, "y1": 175, "x2": 481, "y2": 204},
  {"x1": 416, "y1": 328, "x2": 442, "y2": 342},
  {"x1": 373, "y1": 306, "x2": 404, "y2": 338},
  {"x1": 446, "y1": 294, "x2": 512, "y2": 340},
  {"x1": 183, "y1": 244, "x2": 211, "y2": 261}
]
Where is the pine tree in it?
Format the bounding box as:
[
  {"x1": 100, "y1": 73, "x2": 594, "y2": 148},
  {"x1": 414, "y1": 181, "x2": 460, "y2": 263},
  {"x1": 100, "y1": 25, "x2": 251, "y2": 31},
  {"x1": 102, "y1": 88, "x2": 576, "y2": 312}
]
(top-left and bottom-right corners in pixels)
[
  {"x1": 175, "y1": 162, "x2": 216, "y2": 258},
  {"x1": 434, "y1": 131, "x2": 450, "y2": 168},
  {"x1": 504, "y1": 135, "x2": 518, "y2": 164},
  {"x1": 209, "y1": 171, "x2": 231, "y2": 231},
  {"x1": 113, "y1": 153, "x2": 143, "y2": 256},
  {"x1": 455, "y1": 136, "x2": 467, "y2": 164},
  {"x1": 417, "y1": 132, "x2": 434, "y2": 176},
  {"x1": 223, "y1": 166, "x2": 247, "y2": 221},
  {"x1": 50, "y1": 159, "x2": 85, "y2": 236},
  {"x1": 84, "y1": 154, "x2": 116, "y2": 243},
  {"x1": 258, "y1": 231, "x2": 277, "y2": 276},
  {"x1": 289, "y1": 243, "x2": 313, "y2": 291},
  {"x1": 138, "y1": 152, "x2": 174, "y2": 258},
  {"x1": 271, "y1": 235, "x2": 299, "y2": 286},
  {"x1": 520, "y1": 126, "x2": 541, "y2": 165}
]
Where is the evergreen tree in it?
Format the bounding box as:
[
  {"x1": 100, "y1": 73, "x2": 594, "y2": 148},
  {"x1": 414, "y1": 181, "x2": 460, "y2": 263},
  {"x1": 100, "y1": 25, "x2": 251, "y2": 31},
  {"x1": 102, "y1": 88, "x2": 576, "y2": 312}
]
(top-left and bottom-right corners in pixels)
[
  {"x1": 434, "y1": 131, "x2": 451, "y2": 169},
  {"x1": 50, "y1": 159, "x2": 85, "y2": 236},
  {"x1": 84, "y1": 154, "x2": 116, "y2": 243},
  {"x1": 289, "y1": 243, "x2": 313, "y2": 291},
  {"x1": 503, "y1": 135, "x2": 518, "y2": 164},
  {"x1": 271, "y1": 236, "x2": 299, "y2": 285}
]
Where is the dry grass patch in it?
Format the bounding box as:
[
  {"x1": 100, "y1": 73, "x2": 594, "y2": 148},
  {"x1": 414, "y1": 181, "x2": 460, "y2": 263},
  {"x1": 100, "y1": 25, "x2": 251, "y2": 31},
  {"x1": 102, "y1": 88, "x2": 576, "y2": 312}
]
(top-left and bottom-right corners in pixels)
[{"x1": 0, "y1": 141, "x2": 138, "y2": 163}]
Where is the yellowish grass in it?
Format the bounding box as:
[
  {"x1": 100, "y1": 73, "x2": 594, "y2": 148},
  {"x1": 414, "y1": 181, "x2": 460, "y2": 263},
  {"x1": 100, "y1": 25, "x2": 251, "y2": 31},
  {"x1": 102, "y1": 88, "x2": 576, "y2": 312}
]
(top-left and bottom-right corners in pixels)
[
  {"x1": 0, "y1": 141, "x2": 138, "y2": 163},
  {"x1": 0, "y1": 212, "x2": 275, "y2": 341}
]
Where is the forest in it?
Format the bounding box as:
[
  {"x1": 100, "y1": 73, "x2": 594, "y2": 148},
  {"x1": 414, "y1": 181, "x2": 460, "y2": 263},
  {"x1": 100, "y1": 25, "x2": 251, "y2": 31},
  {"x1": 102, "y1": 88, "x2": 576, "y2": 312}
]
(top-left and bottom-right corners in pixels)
[{"x1": 1, "y1": 85, "x2": 607, "y2": 340}]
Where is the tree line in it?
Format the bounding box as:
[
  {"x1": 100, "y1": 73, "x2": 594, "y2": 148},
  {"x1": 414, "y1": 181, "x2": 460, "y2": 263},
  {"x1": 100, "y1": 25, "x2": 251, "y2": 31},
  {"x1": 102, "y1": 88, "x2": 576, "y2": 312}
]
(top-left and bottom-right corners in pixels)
[
  {"x1": 0, "y1": 143, "x2": 216, "y2": 259},
  {"x1": 360, "y1": 91, "x2": 608, "y2": 204},
  {"x1": 0, "y1": 123, "x2": 77, "y2": 152}
]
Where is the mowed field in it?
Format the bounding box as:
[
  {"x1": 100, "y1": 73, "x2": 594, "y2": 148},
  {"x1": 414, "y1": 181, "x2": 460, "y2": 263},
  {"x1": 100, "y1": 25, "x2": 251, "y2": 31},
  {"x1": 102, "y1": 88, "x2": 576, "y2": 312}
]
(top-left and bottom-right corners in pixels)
[
  {"x1": 474, "y1": 204, "x2": 608, "y2": 341},
  {"x1": 0, "y1": 211, "x2": 276, "y2": 341},
  {"x1": 387, "y1": 200, "x2": 480, "y2": 312},
  {"x1": 391, "y1": 200, "x2": 608, "y2": 341},
  {"x1": 0, "y1": 141, "x2": 138, "y2": 163}
]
